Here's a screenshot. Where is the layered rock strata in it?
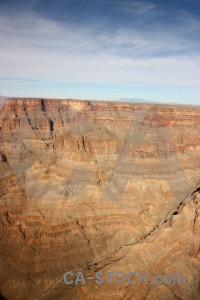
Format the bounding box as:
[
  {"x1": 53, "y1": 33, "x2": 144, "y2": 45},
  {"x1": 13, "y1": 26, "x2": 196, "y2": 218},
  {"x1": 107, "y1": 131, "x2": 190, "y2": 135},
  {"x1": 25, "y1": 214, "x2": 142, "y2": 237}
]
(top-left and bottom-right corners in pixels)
[{"x1": 0, "y1": 98, "x2": 200, "y2": 299}]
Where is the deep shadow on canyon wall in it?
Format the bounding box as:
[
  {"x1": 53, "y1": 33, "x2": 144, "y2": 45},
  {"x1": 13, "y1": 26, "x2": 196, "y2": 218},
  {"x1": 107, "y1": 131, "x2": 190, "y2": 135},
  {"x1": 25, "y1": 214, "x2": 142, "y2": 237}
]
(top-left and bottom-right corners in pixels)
[{"x1": 0, "y1": 98, "x2": 200, "y2": 299}]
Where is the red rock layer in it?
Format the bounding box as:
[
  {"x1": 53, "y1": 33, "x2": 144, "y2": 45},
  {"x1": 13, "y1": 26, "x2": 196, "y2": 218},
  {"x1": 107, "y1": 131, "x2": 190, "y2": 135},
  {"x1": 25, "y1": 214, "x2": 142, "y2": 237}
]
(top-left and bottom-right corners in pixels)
[{"x1": 0, "y1": 99, "x2": 200, "y2": 299}]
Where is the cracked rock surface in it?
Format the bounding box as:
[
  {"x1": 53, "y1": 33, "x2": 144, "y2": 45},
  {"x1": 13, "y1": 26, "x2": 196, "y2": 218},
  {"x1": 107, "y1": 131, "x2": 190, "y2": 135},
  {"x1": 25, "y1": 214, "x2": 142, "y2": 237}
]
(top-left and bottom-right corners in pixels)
[{"x1": 0, "y1": 99, "x2": 200, "y2": 299}]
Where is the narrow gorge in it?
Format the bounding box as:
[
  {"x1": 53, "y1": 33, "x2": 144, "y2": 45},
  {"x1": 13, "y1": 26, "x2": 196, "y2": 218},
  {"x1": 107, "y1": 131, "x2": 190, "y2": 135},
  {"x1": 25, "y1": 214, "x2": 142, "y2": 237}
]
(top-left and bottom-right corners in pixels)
[{"x1": 0, "y1": 99, "x2": 200, "y2": 299}]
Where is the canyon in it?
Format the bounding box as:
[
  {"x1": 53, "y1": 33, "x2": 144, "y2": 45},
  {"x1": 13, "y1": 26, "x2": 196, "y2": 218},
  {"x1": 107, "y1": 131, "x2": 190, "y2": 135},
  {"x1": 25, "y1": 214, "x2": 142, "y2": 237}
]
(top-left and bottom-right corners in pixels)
[
  {"x1": 0, "y1": 96, "x2": 7, "y2": 108},
  {"x1": 0, "y1": 98, "x2": 200, "y2": 299}
]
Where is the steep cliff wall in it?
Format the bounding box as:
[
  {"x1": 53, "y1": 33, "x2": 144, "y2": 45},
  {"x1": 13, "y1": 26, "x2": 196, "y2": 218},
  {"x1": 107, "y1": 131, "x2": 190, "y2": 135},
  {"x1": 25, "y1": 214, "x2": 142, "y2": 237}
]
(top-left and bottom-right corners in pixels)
[{"x1": 0, "y1": 99, "x2": 200, "y2": 299}]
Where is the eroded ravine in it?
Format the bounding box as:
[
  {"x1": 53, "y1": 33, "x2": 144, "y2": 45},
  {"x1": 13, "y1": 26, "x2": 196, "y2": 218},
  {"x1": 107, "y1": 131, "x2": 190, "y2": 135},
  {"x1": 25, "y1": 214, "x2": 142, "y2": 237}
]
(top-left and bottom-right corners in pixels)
[{"x1": 0, "y1": 99, "x2": 200, "y2": 299}]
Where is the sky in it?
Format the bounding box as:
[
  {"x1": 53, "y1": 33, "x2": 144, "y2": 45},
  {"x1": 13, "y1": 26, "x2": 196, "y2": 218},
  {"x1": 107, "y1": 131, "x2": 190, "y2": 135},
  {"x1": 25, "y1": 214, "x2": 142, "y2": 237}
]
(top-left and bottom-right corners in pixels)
[{"x1": 0, "y1": 0, "x2": 200, "y2": 105}]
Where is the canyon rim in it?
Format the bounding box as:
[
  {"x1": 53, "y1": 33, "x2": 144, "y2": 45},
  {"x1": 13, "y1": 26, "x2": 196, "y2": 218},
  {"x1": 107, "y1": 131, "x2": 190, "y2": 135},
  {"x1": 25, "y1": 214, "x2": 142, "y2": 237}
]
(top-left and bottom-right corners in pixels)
[{"x1": 0, "y1": 98, "x2": 200, "y2": 299}]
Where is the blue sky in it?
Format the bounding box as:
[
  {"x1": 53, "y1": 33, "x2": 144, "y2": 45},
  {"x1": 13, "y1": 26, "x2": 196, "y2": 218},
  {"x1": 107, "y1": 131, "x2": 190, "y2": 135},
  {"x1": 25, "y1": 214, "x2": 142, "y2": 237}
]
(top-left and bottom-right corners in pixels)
[{"x1": 0, "y1": 0, "x2": 200, "y2": 104}]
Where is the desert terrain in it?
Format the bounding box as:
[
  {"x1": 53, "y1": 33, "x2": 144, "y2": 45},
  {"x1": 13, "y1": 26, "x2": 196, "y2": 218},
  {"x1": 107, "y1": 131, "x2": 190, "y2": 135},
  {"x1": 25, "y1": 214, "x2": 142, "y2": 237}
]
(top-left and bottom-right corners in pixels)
[{"x1": 0, "y1": 98, "x2": 200, "y2": 299}]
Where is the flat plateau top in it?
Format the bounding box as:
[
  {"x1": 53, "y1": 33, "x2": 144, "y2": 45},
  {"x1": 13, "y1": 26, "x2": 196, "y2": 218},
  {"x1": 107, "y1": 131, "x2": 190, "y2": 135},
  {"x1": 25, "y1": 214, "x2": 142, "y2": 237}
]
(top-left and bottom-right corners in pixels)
[{"x1": 3, "y1": 97, "x2": 200, "y2": 110}]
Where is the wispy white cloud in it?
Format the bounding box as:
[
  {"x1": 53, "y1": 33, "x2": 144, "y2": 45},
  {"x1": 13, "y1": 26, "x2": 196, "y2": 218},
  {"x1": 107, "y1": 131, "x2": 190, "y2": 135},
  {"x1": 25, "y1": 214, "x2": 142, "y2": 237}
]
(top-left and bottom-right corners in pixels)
[
  {"x1": 121, "y1": 1, "x2": 157, "y2": 15},
  {"x1": 0, "y1": 4, "x2": 200, "y2": 101}
]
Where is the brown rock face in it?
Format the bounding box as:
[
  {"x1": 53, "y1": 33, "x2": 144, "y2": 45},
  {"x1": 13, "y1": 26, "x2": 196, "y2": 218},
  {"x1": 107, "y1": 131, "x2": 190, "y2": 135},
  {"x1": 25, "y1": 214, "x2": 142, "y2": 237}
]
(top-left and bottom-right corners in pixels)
[{"x1": 0, "y1": 98, "x2": 200, "y2": 300}]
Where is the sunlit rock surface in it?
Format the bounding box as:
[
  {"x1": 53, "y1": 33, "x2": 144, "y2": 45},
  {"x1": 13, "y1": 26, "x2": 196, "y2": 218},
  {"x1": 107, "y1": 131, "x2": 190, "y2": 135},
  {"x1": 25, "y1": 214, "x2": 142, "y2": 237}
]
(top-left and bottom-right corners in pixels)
[{"x1": 0, "y1": 98, "x2": 200, "y2": 299}]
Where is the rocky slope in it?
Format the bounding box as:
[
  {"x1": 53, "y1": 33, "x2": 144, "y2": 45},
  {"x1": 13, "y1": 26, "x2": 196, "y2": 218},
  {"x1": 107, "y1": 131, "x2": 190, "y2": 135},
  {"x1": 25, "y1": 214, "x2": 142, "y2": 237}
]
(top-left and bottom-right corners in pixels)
[
  {"x1": 0, "y1": 96, "x2": 7, "y2": 108},
  {"x1": 0, "y1": 98, "x2": 200, "y2": 300}
]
